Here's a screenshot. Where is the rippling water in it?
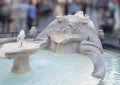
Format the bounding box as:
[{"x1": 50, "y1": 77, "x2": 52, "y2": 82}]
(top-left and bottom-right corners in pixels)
[
  {"x1": 0, "y1": 50, "x2": 120, "y2": 85},
  {"x1": 99, "y1": 50, "x2": 120, "y2": 85}
]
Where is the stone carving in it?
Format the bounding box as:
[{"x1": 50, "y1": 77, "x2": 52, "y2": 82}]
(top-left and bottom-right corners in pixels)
[
  {"x1": 35, "y1": 11, "x2": 105, "y2": 79},
  {"x1": 0, "y1": 11, "x2": 105, "y2": 80},
  {"x1": 0, "y1": 40, "x2": 39, "y2": 73},
  {"x1": 29, "y1": 27, "x2": 37, "y2": 38},
  {"x1": 98, "y1": 30, "x2": 104, "y2": 41},
  {"x1": 0, "y1": 29, "x2": 39, "y2": 73}
]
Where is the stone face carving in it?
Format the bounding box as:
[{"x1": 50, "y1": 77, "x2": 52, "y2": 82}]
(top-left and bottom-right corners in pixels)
[
  {"x1": 35, "y1": 11, "x2": 105, "y2": 79},
  {"x1": 29, "y1": 27, "x2": 37, "y2": 38}
]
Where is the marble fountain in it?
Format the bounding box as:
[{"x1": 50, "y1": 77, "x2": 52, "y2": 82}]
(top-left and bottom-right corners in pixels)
[{"x1": 0, "y1": 11, "x2": 107, "y2": 85}]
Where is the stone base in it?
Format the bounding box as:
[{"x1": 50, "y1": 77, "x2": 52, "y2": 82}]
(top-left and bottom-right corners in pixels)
[{"x1": 12, "y1": 56, "x2": 31, "y2": 73}]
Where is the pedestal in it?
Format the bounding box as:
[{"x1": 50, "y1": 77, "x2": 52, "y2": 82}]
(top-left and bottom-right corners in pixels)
[{"x1": 12, "y1": 56, "x2": 30, "y2": 73}]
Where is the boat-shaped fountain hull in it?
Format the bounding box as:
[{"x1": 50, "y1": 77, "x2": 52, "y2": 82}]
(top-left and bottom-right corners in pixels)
[
  {"x1": 0, "y1": 11, "x2": 105, "y2": 83},
  {"x1": 35, "y1": 11, "x2": 105, "y2": 80}
]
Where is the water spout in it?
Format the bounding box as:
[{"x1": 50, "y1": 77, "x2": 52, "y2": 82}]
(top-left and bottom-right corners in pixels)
[{"x1": 17, "y1": 29, "x2": 25, "y2": 47}]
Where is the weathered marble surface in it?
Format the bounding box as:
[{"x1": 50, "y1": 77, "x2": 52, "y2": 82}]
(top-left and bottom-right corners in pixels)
[
  {"x1": 35, "y1": 11, "x2": 105, "y2": 80},
  {"x1": 0, "y1": 40, "x2": 39, "y2": 73},
  {"x1": 29, "y1": 27, "x2": 38, "y2": 38},
  {"x1": 0, "y1": 11, "x2": 105, "y2": 83}
]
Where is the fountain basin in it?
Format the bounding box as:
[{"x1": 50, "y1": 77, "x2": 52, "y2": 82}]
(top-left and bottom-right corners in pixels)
[
  {"x1": 0, "y1": 50, "x2": 100, "y2": 85},
  {"x1": 0, "y1": 39, "x2": 39, "y2": 73}
]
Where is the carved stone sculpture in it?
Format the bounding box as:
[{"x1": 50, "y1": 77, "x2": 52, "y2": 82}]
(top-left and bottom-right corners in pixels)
[
  {"x1": 0, "y1": 40, "x2": 39, "y2": 73},
  {"x1": 0, "y1": 11, "x2": 105, "y2": 80},
  {"x1": 30, "y1": 27, "x2": 37, "y2": 38},
  {"x1": 35, "y1": 11, "x2": 105, "y2": 79}
]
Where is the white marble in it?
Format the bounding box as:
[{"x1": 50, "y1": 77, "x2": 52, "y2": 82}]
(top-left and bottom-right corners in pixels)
[
  {"x1": 35, "y1": 11, "x2": 105, "y2": 80},
  {"x1": 0, "y1": 11, "x2": 105, "y2": 84},
  {"x1": 0, "y1": 40, "x2": 39, "y2": 73}
]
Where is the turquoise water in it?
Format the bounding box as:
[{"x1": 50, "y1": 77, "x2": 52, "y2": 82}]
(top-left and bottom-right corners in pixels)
[
  {"x1": 99, "y1": 50, "x2": 120, "y2": 85},
  {"x1": 0, "y1": 50, "x2": 94, "y2": 85},
  {"x1": 0, "y1": 50, "x2": 120, "y2": 85}
]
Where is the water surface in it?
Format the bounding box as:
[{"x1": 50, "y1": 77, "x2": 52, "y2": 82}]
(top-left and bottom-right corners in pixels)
[
  {"x1": 0, "y1": 50, "x2": 120, "y2": 85},
  {"x1": 99, "y1": 50, "x2": 120, "y2": 85},
  {"x1": 0, "y1": 50, "x2": 97, "y2": 85}
]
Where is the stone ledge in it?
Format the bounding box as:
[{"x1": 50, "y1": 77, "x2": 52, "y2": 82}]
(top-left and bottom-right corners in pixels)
[{"x1": 0, "y1": 37, "x2": 17, "y2": 44}]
